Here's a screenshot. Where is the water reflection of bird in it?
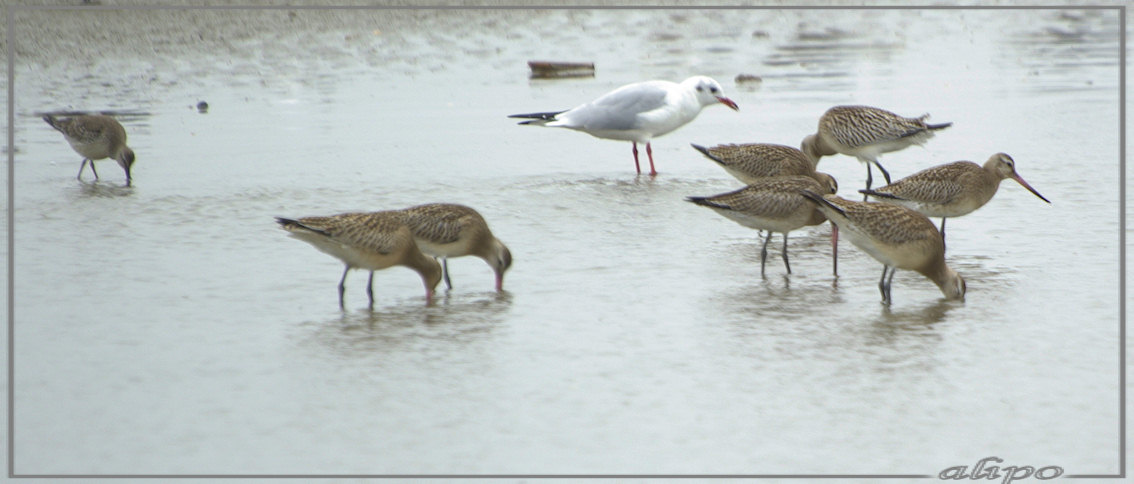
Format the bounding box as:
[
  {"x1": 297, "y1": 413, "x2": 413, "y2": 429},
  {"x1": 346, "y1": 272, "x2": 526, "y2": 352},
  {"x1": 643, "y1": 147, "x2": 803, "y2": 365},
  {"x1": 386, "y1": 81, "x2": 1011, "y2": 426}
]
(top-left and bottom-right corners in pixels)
[
  {"x1": 801, "y1": 191, "x2": 966, "y2": 304},
  {"x1": 690, "y1": 142, "x2": 837, "y2": 189},
  {"x1": 859, "y1": 152, "x2": 1050, "y2": 243},
  {"x1": 43, "y1": 114, "x2": 136, "y2": 186},
  {"x1": 800, "y1": 105, "x2": 951, "y2": 195},
  {"x1": 276, "y1": 212, "x2": 442, "y2": 308},
  {"x1": 687, "y1": 175, "x2": 838, "y2": 277},
  {"x1": 398, "y1": 203, "x2": 513, "y2": 292},
  {"x1": 509, "y1": 76, "x2": 739, "y2": 176}
]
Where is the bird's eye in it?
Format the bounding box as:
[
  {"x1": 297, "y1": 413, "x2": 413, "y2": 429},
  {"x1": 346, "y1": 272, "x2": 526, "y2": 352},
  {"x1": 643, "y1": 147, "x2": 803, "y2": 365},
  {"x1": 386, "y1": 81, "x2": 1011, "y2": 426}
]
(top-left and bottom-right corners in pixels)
[{"x1": 710, "y1": 86, "x2": 719, "y2": 93}]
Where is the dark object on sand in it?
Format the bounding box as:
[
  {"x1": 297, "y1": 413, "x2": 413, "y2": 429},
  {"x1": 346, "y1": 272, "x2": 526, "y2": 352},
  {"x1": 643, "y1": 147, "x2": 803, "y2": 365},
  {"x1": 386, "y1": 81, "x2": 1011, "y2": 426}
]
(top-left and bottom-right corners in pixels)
[{"x1": 527, "y1": 61, "x2": 595, "y2": 79}]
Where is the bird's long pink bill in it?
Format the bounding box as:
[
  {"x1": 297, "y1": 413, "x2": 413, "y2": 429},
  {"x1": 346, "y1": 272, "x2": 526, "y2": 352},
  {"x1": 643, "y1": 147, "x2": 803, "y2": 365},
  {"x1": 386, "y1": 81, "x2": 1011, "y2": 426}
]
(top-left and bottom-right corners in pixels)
[
  {"x1": 717, "y1": 97, "x2": 739, "y2": 111},
  {"x1": 1012, "y1": 175, "x2": 1051, "y2": 204}
]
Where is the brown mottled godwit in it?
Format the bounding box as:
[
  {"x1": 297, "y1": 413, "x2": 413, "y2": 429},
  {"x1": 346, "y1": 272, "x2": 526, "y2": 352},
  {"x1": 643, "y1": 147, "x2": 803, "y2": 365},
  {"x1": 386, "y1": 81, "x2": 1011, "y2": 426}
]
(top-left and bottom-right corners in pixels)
[
  {"x1": 859, "y1": 152, "x2": 1050, "y2": 241},
  {"x1": 800, "y1": 192, "x2": 966, "y2": 304},
  {"x1": 509, "y1": 76, "x2": 739, "y2": 176},
  {"x1": 276, "y1": 212, "x2": 442, "y2": 308},
  {"x1": 690, "y1": 142, "x2": 837, "y2": 189},
  {"x1": 800, "y1": 105, "x2": 951, "y2": 195},
  {"x1": 687, "y1": 175, "x2": 838, "y2": 276},
  {"x1": 44, "y1": 114, "x2": 137, "y2": 186},
  {"x1": 399, "y1": 203, "x2": 513, "y2": 292}
]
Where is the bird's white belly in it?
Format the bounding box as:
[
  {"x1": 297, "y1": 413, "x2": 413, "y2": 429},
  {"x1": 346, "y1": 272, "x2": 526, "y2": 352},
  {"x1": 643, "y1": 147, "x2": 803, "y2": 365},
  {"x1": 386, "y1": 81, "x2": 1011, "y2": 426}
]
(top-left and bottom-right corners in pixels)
[
  {"x1": 839, "y1": 226, "x2": 926, "y2": 270},
  {"x1": 713, "y1": 208, "x2": 811, "y2": 233},
  {"x1": 289, "y1": 233, "x2": 399, "y2": 271},
  {"x1": 577, "y1": 128, "x2": 652, "y2": 143},
  {"x1": 414, "y1": 239, "x2": 474, "y2": 259},
  {"x1": 839, "y1": 226, "x2": 897, "y2": 266},
  {"x1": 67, "y1": 137, "x2": 112, "y2": 160}
]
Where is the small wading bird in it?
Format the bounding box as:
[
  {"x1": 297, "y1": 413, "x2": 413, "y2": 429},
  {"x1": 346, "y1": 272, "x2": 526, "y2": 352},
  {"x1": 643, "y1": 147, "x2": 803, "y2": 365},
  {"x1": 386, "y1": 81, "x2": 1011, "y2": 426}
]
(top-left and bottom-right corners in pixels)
[
  {"x1": 690, "y1": 142, "x2": 837, "y2": 189},
  {"x1": 800, "y1": 105, "x2": 951, "y2": 196},
  {"x1": 509, "y1": 76, "x2": 739, "y2": 176},
  {"x1": 276, "y1": 211, "x2": 442, "y2": 308},
  {"x1": 801, "y1": 191, "x2": 966, "y2": 304},
  {"x1": 398, "y1": 203, "x2": 513, "y2": 292},
  {"x1": 859, "y1": 152, "x2": 1050, "y2": 243},
  {"x1": 43, "y1": 114, "x2": 136, "y2": 186},
  {"x1": 687, "y1": 175, "x2": 839, "y2": 277}
]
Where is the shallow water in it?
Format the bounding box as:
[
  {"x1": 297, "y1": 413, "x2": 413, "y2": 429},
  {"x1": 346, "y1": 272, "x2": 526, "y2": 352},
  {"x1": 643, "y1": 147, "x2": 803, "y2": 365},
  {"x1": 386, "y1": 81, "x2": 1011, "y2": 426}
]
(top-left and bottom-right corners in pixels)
[{"x1": 5, "y1": 6, "x2": 1123, "y2": 478}]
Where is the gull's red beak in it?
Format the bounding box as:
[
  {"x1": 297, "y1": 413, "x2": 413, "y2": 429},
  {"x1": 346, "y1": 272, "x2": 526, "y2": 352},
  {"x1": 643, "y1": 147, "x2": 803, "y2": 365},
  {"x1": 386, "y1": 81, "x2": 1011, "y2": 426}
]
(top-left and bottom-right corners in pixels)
[{"x1": 717, "y1": 96, "x2": 739, "y2": 111}]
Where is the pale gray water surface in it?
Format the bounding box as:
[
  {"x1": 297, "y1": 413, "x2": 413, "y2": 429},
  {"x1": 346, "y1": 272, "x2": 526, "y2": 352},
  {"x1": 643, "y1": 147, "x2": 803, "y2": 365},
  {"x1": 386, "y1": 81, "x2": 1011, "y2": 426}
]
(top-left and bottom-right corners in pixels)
[{"x1": 4, "y1": 6, "x2": 1123, "y2": 478}]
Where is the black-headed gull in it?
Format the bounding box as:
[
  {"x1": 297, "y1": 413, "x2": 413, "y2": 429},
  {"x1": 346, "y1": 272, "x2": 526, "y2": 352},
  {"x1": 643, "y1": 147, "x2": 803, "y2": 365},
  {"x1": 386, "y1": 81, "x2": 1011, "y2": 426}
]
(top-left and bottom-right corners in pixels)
[{"x1": 510, "y1": 76, "x2": 739, "y2": 176}]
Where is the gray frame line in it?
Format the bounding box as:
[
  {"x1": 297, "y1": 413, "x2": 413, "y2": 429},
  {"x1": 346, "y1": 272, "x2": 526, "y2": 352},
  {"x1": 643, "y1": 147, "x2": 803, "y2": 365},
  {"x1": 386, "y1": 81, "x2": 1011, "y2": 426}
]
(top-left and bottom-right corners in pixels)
[
  {"x1": 4, "y1": 478, "x2": 934, "y2": 480},
  {"x1": 3, "y1": 3, "x2": 1126, "y2": 480},
  {"x1": 6, "y1": 3, "x2": 14, "y2": 481},
  {"x1": 3, "y1": 4, "x2": 1130, "y2": 11}
]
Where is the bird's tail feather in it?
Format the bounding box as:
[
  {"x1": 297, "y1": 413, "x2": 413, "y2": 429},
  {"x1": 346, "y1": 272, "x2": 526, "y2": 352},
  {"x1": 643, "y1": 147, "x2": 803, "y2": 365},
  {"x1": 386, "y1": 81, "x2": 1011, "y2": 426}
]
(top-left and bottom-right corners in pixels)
[
  {"x1": 685, "y1": 196, "x2": 730, "y2": 210},
  {"x1": 914, "y1": 113, "x2": 952, "y2": 132},
  {"x1": 800, "y1": 190, "x2": 845, "y2": 217},
  {"x1": 508, "y1": 111, "x2": 564, "y2": 125},
  {"x1": 42, "y1": 114, "x2": 65, "y2": 133},
  {"x1": 858, "y1": 189, "x2": 903, "y2": 200},
  {"x1": 689, "y1": 144, "x2": 725, "y2": 165}
]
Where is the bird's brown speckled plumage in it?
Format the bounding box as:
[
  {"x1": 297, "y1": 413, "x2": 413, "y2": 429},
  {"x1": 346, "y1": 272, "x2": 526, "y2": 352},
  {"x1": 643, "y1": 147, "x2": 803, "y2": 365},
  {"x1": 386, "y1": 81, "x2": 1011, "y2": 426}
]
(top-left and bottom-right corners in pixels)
[
  {"x1": 859, "y1": 153, "x2": 1050, "y2": 241},
  {"x1": 687, "y1": 176, "x2": 837, "y2": 276},
  {"x1": 801, "y1": 192, "x2": 965, "y2": 304},
  {"x1": 399, "y1": 203, "x2": 512, "y2": 291},
  {"x1": 44, "y1": 114, "x2": 136, "y2": 185},
  {"x1": 800, "y1": 105, "x2": 951, "y2": 193},
  {"x1": 284, "y1": 212, "x2": 412, "y2": 255},
  {"x1": 819, "y1": 106, "x2": 942, "y2": 150},
  {"x1": 691, "y1": 143, "x2": 839, "y2": 195},
  {"x1": 276, "y1": 211, "x2": 441, "y2": 307},
  {"x1": 693, "y1": 143, "x2": 816, "y2": 177}
]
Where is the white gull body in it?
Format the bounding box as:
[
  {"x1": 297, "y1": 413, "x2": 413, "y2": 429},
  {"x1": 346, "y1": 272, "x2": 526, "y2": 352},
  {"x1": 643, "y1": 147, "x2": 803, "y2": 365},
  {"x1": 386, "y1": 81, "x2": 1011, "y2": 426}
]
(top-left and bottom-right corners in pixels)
[{"x1": 510, "y1": 76, "x2": 739, "y2": 176}]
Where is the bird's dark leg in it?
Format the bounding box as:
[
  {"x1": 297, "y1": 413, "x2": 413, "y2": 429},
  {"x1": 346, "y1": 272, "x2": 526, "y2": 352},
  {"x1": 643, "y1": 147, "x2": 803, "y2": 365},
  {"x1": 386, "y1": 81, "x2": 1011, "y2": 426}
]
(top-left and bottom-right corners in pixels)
[
  {"x1": 887, "y1": 267, "x2": 898, "y2": 303},
  {"x1": 759, "y1": 231, "x2": 773, "y2": 277},
  {"x1": 831, "y1": 224, "x2": 839, "y2": 277},
  {"x1": 646, "y1": 142, "x2": 657, "y2": 177},
  {"x1": 863, "y1": 163, "x2": 873, "y2": 199},
  {"x1": 878, "y1": 266, "x2": 887, "y2": 301},
  {"x1": 940, "y1": 218, "x2": 947, "y2": 250},
  {"x1": 338, "y1": 265, "x2": 350, "y2": 309},
  {"x1": 879, "y1": 266, "x2": 895, "y2": 304},
  {"x1": 77, "y1": 159, "x2": 99, "y2": 181},
  {"x1": 780, "y1": 232, "x2": 792, "y2": 274},
  {"x1": 882, "y1": 266, "x2": 898, "y2": 305},
  {"x1": 631, "y1": 143, "x2": 642, "y2": 174},
  {"x1": 441, "y1": 257, "x2": 452, "y2": 290},
  {"x1": 366, "y1": 271, "x2": 375, "y2": 308},
  {"x1": 874, "y1": 160, "x2": 892, "y2": 185}
]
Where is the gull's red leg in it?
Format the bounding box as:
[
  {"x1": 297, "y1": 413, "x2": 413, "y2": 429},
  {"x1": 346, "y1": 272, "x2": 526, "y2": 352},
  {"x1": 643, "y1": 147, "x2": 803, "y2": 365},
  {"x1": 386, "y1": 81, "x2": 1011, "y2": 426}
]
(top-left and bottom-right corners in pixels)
[{"x1": 646, "y1": 143, "x2": 657, "y2": 176}]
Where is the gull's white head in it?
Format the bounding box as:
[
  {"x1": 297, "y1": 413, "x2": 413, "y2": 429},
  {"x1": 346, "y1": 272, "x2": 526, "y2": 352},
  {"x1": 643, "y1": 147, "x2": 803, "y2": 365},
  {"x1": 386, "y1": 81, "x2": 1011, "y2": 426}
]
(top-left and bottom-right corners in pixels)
[{"x1": 683, "y1": 76, "x2": 739, "y2": 111}]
